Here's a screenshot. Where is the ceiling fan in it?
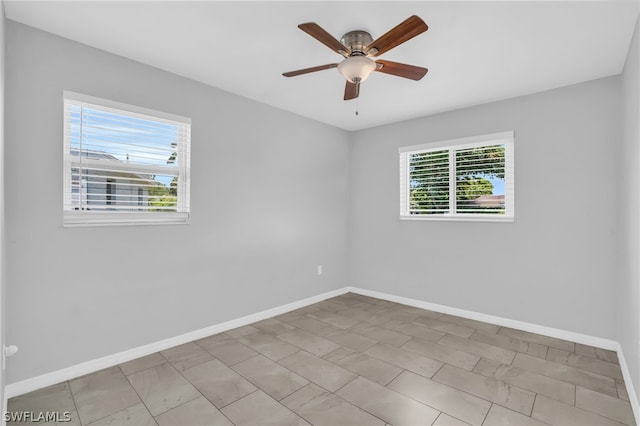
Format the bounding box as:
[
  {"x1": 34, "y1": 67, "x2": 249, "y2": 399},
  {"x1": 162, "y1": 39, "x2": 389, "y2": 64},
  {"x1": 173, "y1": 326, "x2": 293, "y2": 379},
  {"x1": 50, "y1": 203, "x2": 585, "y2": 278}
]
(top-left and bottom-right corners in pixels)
[{"x1": 283, "y1": 15, "x2": 429, "y2": 101}]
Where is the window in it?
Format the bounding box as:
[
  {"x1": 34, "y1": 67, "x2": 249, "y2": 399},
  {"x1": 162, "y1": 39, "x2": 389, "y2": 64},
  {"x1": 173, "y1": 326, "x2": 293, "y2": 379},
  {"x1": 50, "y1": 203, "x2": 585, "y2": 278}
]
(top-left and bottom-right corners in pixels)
[
  {"x1": 106, "y1": 178, "x2": 115, "y2": 207},
  {"x1": 63, "y1": 91, "x2": 191, "y2": 226},
  {"x1": 399, "y1": 131, "x2": 514, "y2": 221}
]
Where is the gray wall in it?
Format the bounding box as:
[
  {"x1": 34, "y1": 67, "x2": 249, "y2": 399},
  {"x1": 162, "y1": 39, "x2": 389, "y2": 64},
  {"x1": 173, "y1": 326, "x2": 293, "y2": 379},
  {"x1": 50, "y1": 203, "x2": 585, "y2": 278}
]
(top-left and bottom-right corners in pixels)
[
  {"x1": 4, "y1": 21, "x2": 349, "y2": 384},
  {"x1": 1, "y1": 1, "x2": 6, "y2": 403},
  {"x1": 620, "y1": 16, "x2": 640, "y2": 400},
  {"x1": 348, "y1": 76, "x2": 621, "y2": 339}
]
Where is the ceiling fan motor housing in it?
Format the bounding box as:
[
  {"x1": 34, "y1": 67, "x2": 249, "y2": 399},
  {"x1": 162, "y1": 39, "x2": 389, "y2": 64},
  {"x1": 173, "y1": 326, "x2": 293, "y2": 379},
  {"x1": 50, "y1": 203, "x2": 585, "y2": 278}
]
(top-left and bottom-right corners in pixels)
[{"x1": 340, "y1": 30, "x2": 374, "y2": 55}]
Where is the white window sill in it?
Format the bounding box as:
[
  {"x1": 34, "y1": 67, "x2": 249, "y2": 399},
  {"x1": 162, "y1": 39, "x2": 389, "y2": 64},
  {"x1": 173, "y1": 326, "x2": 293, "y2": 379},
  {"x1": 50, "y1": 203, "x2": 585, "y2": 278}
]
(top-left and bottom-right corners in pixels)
[
  {"x1": 400, "y1": 214, "x2": 514, "y2": 223},
  {"x1": 63, "y1": 211, "x2": 190, "y2": 227}
]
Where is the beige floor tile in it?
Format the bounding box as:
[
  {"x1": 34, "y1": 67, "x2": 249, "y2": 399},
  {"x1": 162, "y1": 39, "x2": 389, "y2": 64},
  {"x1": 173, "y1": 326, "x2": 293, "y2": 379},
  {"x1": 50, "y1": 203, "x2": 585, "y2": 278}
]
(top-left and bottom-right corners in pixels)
[
  {"x1": 275, "y1": 309, "x2": 314, "y2": 323},
  {"x1": 575, "y1": 343, "x2": 619, "y2": 364},
  {"x1": 374, "y1": 308, "x2": 421, "y2": 324},
  {"x1": 575, "y1": 386, "x2": 635, "y2": 425},
  {"x1": 357, "y1": 294, "x2": 396, "y2": 306},
  {"x1": 308, "y1": 309, "x2": 361, "y2": 329},
  {"x1": 181, "y1": 359, "x2": 257, "y2": 408},
  {"x1": 483, "y1": 404, "x2": 549, "y2": 426},
  {"x1": 366, "y1": 342, "x2": 443, "y2": 378},
  {"x1": 361, "y1": 302, "x2": 402, "y2": 318},
  {"x1": 431, "y1": 413, "x2": 469, "y2": 426},
  {"x1": 409, "y1": 307, "x2": 444, "y2": 320},
  {"x1": 334, "y1": 307, "x2": 394, "y2": 326},
  {"x1": 295, "y1": 305, "x2": 324, "y2": 315},
  {"x1": 12, "y1": 294, "x2": 632, "y2": 426},
  {"x1": 155, "y1": 396, "x2": 233, "y2": 426},
  {"x1": 432, "y1": 413, "x2": 471, "y2": 426},
  {"x1": 438, "y1": 334, "x2": 516, "y2": 365},
  {"x1": 432, "y1": 364, "x2": 535, "y2": 415},
  {"x1": 313, "y1": 300, "x2": 350, "y2": 313},
  {"x1": 221, "y1": 391, "x2": 309, "y2": 426},
  {"x1": 532, "y1": 395, "x2": 626, "y2": 426},
  {"x1": 225, "y1": 325, "x2": 260, "y2": 338},
  {"x1": 85, "y1": 403, "x2": 156, "y2": 426},
  {"x1": 335, "y1": 376, "x2": 440, "y2": 426},
  {"x1": 387, "y1": 371, "x2": 491, "y2": 426},
  {"x1": 160, "y1": 342, "x2": 214, "y2": 371},
  {"x1": 232, "y1": 355, "x2": 308, "y2": 400},
  {"x1": 323, "y1": 329, "x2": 379, "y2": 352},
  {"x1": 327, "y1": 293, "x2": 370, "y2": 306},
  {"x1": 282, "y1": 383, "x2": 386, "y2": 426},
  {"x1": 7, "y1": 382, "x2": 76, "y2": 414},
  {"x1": 363, "y1": 305, "x2": 397, "y2": 315},
  {"x1": 278, "y1": 329, "x2": 341, "y2": 357},
  {"x1": 333, "y1": 352, "x2": 402, "y2": 386},
  {"x1": 362, "y1": 302, "x2": 395, "y2": 314},
  {"x1": 474, "y1": 357, "x2": 575, "y2": 405},
  {"x1": 119, "y1": 353, "x2": 166, "y2": 375},
  {"x1": 350, "y1": 323, "x2": 413, "y2": 347},
  {"x1": 285, "y1": 316, "x2": 342, "y2": 336},
  {"x1": 360, "y1": 298, "x2": 391, "y2": 308},
  {"x1": 387, "y1": 371, "x2": 491, "y2": 425},
  {"x1": 70, "y1": 366, "x2": 141, "y2": 425},
  {"x1": 513, "y1": 353, "x2": 618, "y2": 397},
  {"x1": 251, "y1": 318, "x2": 296, "y2": 335},
  {"x1": 546, "y1": 347, "x2": 623, "y2": 380},
  {"x1": 199, "y1": 338, "x2": 258, "y2": 366},
  {"x1": 617, "y1": 380, "x2": 630, "y2": 401},
  {"x1": 278, "y1": 351, "x2": 356, "y2": 392},
  {"x1": 498, "y1": 328, "x2": 575, "y2": 352},
  {"x1": 195, "y1": 332, "x2": 234, "y2": 349},
  {"x1": 438, "y1": 314, "x2": 502, "y2": 334},
  {"x1": 470, "y1": 331, "x2": 548, "y2": 359},
  {"x1": 323, "y1": 346, "x2": 356, "y2": 363},
  {"x1": 398, "y1": 305, "x2": 440, "y2": 317},
  {"x1": 238, "y1": 331, "x2": 300, "y2": 360},
  {"x1": 403, "y1": 338, "x2": 480, "y2": 370},
  {"x1": 413, "y1": 316, "x2": 475, "y2": 338},
  {"x1": 384, "y1": 322, "x2": 446, "y2": 343},
  {"x1": 127, "y1": 363, "x2": 200, "y2": 416}
]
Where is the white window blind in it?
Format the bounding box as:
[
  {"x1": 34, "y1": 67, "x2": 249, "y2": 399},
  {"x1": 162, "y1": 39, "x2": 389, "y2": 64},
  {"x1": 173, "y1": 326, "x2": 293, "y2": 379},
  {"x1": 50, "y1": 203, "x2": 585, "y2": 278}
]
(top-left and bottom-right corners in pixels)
[
  {"x1": 63, "y1": 91, "x2": 191, "y2": 226},
  {"x1": 399, "y1": 131, "x2": 514, "y2": 221}
]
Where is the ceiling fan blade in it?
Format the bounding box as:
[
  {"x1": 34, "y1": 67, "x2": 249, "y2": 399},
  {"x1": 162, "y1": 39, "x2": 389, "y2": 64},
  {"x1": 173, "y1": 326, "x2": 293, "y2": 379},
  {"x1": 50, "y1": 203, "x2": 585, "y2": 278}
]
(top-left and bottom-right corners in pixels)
[
  {"x1": 375, "y1": 60, "x2": 428, "y2": 81},
  {"x1": 298, "y1": 23, "x2": 350, "y2": 57},
  {"x1": 344, "y1": 81, "x2": 360, "y2": 100},
  {"x1": 365, "y1": 15, "x2": 428, "y2": 57},
  {"x1": 283, "y1": 63, "x2": 338, "y2": 77}
]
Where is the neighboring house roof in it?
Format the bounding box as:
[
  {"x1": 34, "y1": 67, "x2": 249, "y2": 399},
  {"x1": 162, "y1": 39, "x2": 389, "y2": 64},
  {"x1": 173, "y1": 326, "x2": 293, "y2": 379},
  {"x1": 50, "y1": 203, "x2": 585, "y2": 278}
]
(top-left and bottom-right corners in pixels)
[
  {"x1": 71, "y1": 149, "x2": 157, "y2": 185},
  {"x1": 471, "y1": 195, "x2": 505, "y2": 207}
]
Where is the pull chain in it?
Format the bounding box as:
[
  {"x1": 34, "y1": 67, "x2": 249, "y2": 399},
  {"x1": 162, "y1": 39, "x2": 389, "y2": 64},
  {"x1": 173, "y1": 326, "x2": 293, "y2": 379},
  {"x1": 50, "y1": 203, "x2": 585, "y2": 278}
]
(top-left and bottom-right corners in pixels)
[{"x1": 355, "y1": 98, "x2": 359, "y2": 116}]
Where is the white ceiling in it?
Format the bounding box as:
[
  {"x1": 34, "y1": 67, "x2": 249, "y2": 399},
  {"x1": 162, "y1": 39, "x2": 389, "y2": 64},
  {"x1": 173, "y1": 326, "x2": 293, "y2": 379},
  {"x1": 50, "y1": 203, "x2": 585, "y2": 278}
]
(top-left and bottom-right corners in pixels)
[{"x1": 4, "y1": 1, "x2": 639, "y2": 131}]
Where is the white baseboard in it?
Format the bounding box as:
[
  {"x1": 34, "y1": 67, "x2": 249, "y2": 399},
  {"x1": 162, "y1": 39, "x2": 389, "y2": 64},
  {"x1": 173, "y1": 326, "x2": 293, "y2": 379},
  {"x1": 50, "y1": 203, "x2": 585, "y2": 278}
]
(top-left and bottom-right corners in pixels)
[
  {"x1": 615, "y1": 342, "x2": 640, "y2": 423},
  {"x1": 346, "y1": 287, "x2": 619, "y2": 350},
  {"x1": 346, "y1": 286, "x2": 639, "y2": 423},
  {"x1": 4, "y1": 287, "x2": 349, "y2": 399},
  {"x1": 5, "y1": 284, "x2": 639, "y2": 426}
]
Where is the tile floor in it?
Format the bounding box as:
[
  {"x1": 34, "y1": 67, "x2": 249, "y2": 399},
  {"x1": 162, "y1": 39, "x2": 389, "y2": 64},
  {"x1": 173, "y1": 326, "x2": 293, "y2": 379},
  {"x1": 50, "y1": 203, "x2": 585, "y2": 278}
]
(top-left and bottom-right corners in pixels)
[{"x1": 7, "y1": 293, "x2": 637, "y2": 425}]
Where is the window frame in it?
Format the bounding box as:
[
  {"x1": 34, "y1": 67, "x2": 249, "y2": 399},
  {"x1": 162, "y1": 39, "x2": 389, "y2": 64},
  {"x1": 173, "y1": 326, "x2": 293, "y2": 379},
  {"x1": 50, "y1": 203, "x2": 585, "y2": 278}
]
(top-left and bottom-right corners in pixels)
[
  {"x1": 63, "y1": 91, "x2": 191, "y2": 227},
  {"x1": 399, "y1": 131, "x2": 515, "y2": 222}
]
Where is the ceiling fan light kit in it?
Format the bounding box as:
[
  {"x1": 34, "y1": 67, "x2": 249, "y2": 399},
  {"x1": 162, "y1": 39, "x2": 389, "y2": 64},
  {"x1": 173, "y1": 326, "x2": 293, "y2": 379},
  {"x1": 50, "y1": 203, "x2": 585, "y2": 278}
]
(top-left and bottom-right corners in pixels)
[
  {"x1": 283, "y1": 15, "x2": 429, "y2": 101},
  {"x1": 337, "y1": 56, "x2": 377, "y2": 83}
]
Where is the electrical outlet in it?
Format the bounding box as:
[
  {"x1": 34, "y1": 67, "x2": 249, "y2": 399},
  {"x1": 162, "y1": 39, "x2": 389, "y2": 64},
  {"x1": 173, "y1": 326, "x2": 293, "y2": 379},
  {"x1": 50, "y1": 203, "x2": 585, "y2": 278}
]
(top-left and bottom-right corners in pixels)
[
  {"x1": 317, "y1": 265, "x2": 323, "y2": 275},
  {"x1": 2, "y1": 345, "x2": 17, "y2": 370}
]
